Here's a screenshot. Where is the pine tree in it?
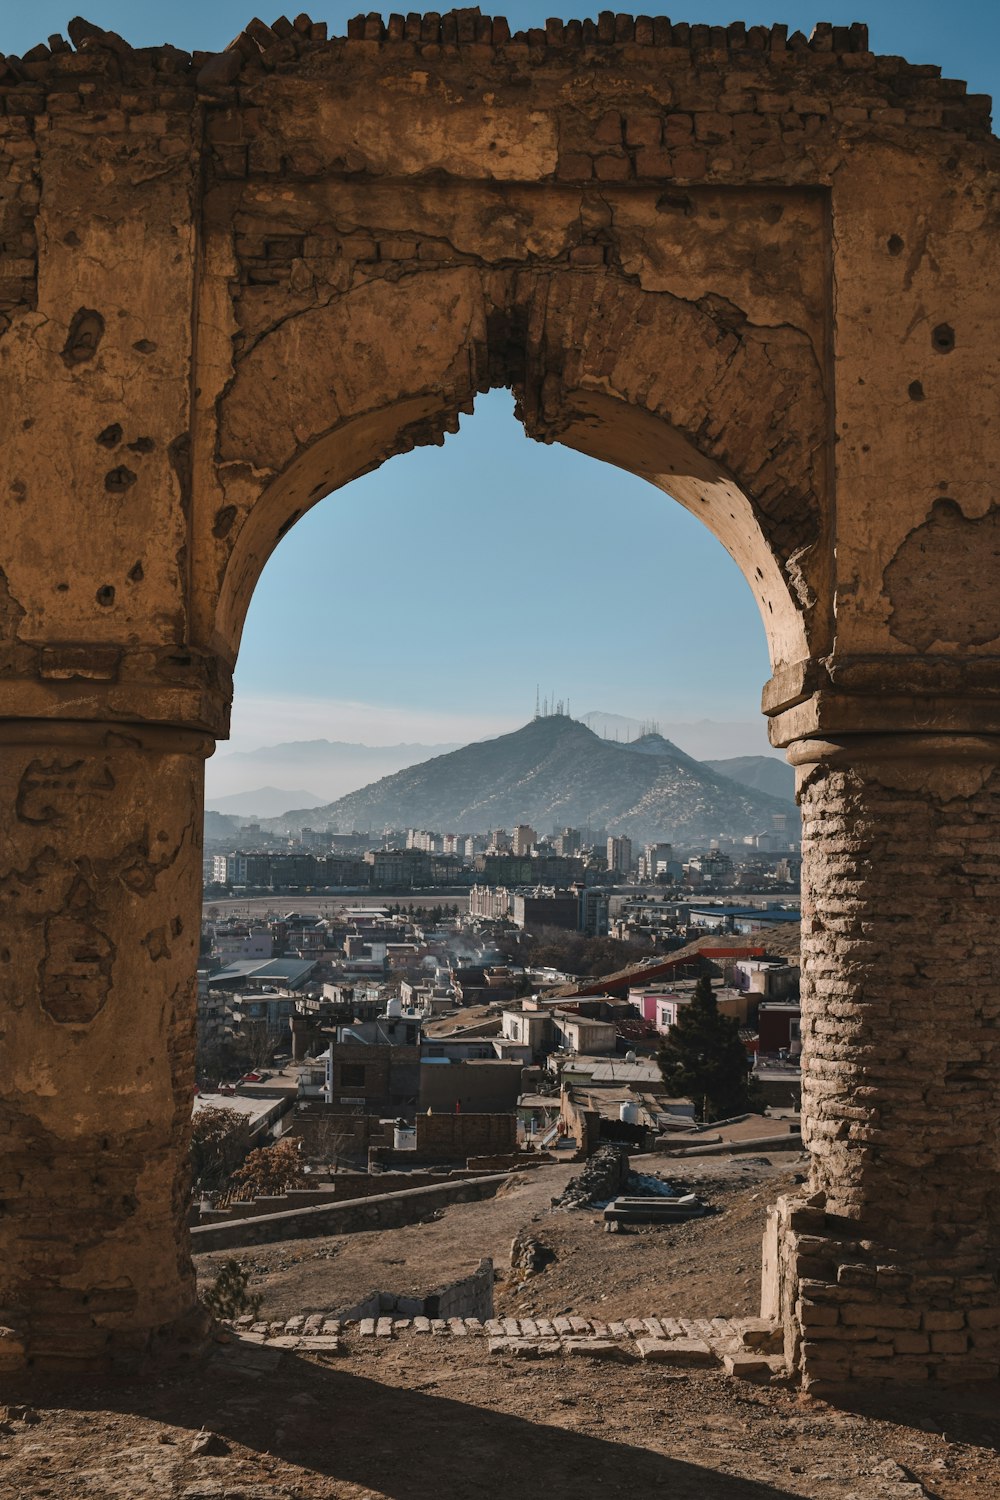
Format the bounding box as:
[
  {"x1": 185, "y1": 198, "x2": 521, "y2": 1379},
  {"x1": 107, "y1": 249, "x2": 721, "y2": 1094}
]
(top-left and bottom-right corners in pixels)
[{"x1": 658, "y1": 975, "x2": 756, "y2": 1122}]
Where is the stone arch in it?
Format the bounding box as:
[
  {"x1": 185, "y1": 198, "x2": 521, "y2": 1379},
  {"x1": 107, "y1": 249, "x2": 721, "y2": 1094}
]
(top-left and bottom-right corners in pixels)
[
  {"x1": 207, "y1": 263, "x2": 818, "y2": 676},
  {"x1": 1, "y1": 11, "x2": 999, "y2": 1388}
]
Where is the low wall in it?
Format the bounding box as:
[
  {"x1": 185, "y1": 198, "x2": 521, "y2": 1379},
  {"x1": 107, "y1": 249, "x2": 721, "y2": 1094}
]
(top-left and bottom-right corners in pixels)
[
  {"x1": 190, "y1": 1172, "x2": 510, "y2": 1252},
  {"x1": 334, "y1": 1257, "x2": 494, "y2": 1323},
  {"x1": 658, "y1": 1132, "x2": 803, "y2": 1158},
  {"x1": 197, "y1": 1171, "x2": 460, "y2": 1225}
]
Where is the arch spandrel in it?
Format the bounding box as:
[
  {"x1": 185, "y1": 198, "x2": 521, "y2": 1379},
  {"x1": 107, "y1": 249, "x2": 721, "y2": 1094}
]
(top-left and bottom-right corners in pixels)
[{"x1": 205, "y1": 245, "x2": 827, "y2": 677}]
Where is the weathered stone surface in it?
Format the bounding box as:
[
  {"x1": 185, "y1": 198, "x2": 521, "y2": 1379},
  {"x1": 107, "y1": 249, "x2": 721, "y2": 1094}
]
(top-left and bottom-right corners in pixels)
[
  {"x1": 636, "y1": 1338, "x2": 717, "y2": 1366},
  {"x1": 0, "y1": 13, "x2": 998, "y2": 1386}
]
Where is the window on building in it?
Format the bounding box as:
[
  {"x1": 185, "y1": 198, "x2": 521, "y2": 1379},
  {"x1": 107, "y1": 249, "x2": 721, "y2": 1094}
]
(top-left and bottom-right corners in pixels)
[{"x1": 339, "y1": 1063, "x2": 367, "y2": 1088}]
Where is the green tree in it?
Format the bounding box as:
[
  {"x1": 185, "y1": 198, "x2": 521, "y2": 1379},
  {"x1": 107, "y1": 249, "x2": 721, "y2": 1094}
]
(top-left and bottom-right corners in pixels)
[{"x1": 658, "y1": 976, "x2": 757, "y2": 1122}]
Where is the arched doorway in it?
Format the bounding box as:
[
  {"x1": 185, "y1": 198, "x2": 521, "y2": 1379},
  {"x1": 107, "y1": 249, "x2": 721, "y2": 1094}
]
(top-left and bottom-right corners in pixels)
[{"x1": 1, "y1": 16, "x2": 998, "y2": 1387}]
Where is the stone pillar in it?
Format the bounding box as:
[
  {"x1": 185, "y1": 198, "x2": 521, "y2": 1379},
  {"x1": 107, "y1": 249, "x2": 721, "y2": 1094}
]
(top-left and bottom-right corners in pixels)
[
  {"x1": 763, "y1": 734, "x2": 1000, "y2": 1387},
  {"x1": 0, "y1": 720, "x2": 210, "y2": 1373}
]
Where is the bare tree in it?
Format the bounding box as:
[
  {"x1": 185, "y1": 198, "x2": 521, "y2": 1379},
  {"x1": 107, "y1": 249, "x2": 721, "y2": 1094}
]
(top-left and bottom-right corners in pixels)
[
  {"x1": 238, "y1": 1018, "x2": 282, "y2": 1071},
  {"x1": 307, "y1": 1113, "x2": 359, "y2": 1172}
]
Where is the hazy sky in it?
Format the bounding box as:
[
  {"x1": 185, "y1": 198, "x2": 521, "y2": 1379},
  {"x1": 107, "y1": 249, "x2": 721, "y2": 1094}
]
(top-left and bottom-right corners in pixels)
[{"x1": 5, "y1": 3, "x2": 997, "y2": 754}]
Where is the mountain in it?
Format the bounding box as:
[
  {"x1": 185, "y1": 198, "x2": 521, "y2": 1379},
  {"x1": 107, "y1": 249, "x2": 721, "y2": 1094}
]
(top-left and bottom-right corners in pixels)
[
  {"x1": 580, "y1": 710, "x2": 780, "y2": 762},
  {"x1": 204, "y1": 810, "x2": 243, "y2": 841},
  {"x1": 205, "y1": 786, "x2": 327, "y2": 818},
  {"x1": 263, "y1": 715, "x2": 796, "y2": 845},
  {"x1": 205, "y1": 738, "x2": 461, "y2": 804},
  {"x1": 703, "y1": 756, "x2": 795, "y2": 804}
]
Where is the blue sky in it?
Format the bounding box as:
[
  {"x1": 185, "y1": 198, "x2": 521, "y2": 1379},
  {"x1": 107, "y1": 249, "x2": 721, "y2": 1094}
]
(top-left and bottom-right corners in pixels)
[{"x1": 5, "y1": 3, "x2": 997, "y2": 755}]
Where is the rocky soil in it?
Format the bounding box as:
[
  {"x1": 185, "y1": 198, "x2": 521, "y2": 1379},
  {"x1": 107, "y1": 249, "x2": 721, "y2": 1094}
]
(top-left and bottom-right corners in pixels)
[
  {"x1": 3, "y1": 1334, "x2": 1000, "y2": 1499},
  {"x1": 3, "y1": 1150, "x2": 999, "y2": 1498}
]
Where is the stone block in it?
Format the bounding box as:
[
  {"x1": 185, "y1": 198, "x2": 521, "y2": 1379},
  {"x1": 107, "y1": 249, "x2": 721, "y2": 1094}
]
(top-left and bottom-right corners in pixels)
[
  {"x1": 625, "y1": 112, "x2": 662, "y2": 145},
  {"x1": 555, "y1": 153, "x2": 593, "y2": 179},
  {"x1": 738, "y1": 1318, "x2": 784, "y2": 1353},
  {"x1": 797, "y1": 1299, "x2": 840, "y2": 1328},
  {"x1": 670, "y1": 147, "x2": 707, "y2": 177},
  {"x1": 930, "y1": 1331, "x2": 969, "y2": 1355},
  {"x1": 892, "y1": 1332, "x2": 930, "y2": 1355},
  {"x1": 723, "y1": 1353, "x2": 785, "y2": 1381},
  {"x1": 934, "y1": 1359, "x2": 1000, "y2": 1384},
  {"x1": 922, "y1": 1310, "x2": 966, "y2": 1332},
  {"x1": 841, "y1": 1305, "x2": 921, "y2": 1330},
  {"x1": 636, "y1": 1338, "x2": 717, "y2": 1366},
  {"x1": 562, "y1": 1338, "x2": 625, "y2": 1359},
  {"x1": 594, "y1": 154, "x2": 632, "y2": 181}
]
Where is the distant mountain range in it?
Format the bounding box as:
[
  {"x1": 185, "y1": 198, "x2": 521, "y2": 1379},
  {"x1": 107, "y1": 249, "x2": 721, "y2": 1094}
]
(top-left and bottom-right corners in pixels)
[
  {"x1": 256, "y1": 715, "x2": 796, "y2": 844},
  {"x1": 704, "y1": 756, "x2": 794, "y2": 804},
  {"x1": 205, "y1": 737, "x2": 461, "y2": 811},
  {"x1": 207, "y1": 786, "x2": 327, "y2": 818}
]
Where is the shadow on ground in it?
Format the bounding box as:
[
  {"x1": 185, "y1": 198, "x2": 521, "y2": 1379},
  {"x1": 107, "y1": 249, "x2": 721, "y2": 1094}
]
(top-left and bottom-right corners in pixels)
[{"x1": 17, "y1": 1343, "x2": 815, "y2": 1500}]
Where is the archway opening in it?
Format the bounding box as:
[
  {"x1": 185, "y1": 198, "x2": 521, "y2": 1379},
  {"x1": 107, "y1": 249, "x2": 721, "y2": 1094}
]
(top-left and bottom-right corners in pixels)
[{"x1": 197, "y1": 385, "x2": 804, "y2": 1334}]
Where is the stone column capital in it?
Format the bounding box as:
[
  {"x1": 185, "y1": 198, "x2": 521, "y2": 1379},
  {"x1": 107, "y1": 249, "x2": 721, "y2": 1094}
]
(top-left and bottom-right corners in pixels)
[
  {"x1": 764, "y1": 654, "x2": 1000, "y2": 747},
  {"x1": 0, "y1": 643, "x2": 232, "y2": 739}
]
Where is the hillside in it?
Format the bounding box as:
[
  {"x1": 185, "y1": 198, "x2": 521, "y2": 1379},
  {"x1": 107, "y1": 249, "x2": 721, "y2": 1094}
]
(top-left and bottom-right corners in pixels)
[
  {"x1": 266, "y1": 715, "x2": 796, "y2": 844},
  {"x1": 703, "y1": 755, "x2": 795, "y2": 803},
  {"x1": 206, "y1": 785, "x2": 326, "y2": 818},
  {"x1": 206, "y1": 737, "x2": 461, "y2": 804}
]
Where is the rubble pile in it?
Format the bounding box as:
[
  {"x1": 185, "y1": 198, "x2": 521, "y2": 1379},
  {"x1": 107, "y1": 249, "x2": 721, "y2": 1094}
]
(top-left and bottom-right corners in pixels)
[
  {"x1": 554, "y1": 1144, "x2": 630, "y2": 1209},
  {"x1": 509, "y1": 1231, "x2": 558, "y2": 1277}
]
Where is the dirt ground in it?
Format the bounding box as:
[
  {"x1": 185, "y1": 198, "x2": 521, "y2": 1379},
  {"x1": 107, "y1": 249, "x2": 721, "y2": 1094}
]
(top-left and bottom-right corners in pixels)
[
  {"x1": 5, "y1": 1153, "x2": 1000, "y2": 1498},
  {"x1": 3, "y1": 1334, "x2": 1000, "y2": 1500},
  {"x1": 195, "y1": 1152, "x2": 806, "y2": 1322}
]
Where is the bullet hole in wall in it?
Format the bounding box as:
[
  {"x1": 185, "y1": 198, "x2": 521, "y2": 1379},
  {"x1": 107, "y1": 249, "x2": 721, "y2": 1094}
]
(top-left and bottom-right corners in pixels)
[
  {"x1": 105, "y1": 466, "x2": 137, "y2": 494},
  {"x1": 887, "y1": 234, "x2": 904, "y2": 255},
  {"x1": 96, "y1": 585, "x2": 115, "y2": 607},
  {"x1": 212, "y1": 505, "x2": 237, "y2": 538},
  {"x1": 908, "y1": 381, "x2": 925, "y2": 401},
  {"x1": 932, "y1": 323, "x2": 955, "y2": 353},
  {"x1": 97, "y1": 424, "x2": 123, "y2": 448},
  {"x1": 62, "y1": 308, "x2": 105, "y2": 366}
]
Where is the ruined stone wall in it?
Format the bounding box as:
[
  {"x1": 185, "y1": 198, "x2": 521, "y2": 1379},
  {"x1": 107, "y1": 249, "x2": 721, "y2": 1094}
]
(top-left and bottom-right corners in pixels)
[
  {"x1": 189, "y1": 1170, "x2": 508, "y2": 1252},
  {"x1": 1, "y1": 14, "x2": 999, "y2": 1380}
]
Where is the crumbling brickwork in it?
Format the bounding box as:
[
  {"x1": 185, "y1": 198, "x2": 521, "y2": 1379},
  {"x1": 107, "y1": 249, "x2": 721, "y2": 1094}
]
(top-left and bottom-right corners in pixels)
[{"x1": 0, "y1": 13, "x2": 998, "y2": 1380}]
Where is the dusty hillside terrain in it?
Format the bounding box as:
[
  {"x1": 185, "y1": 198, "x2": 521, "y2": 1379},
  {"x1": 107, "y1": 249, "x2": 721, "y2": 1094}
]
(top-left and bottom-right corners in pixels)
[
  {"x1": 3, "y1": 1151, "x2": 999, "y2": 1499},
  {"x1": 194, "y1": 1153, "x2": 804, "y2": 1321}
]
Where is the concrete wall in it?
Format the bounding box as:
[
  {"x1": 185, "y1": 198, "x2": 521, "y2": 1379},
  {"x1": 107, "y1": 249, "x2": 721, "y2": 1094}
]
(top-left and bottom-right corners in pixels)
[{"x1": 189, "y1": 1172, "x2": 509, "y2": 1252}]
